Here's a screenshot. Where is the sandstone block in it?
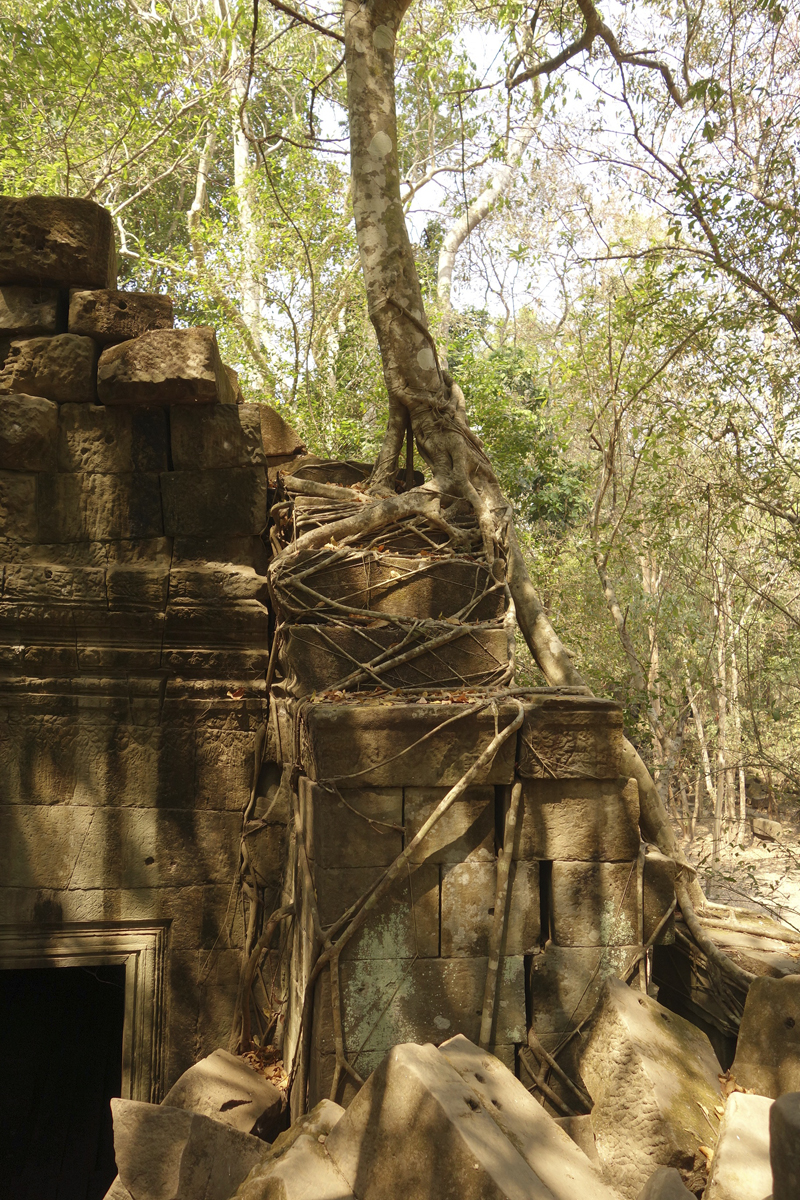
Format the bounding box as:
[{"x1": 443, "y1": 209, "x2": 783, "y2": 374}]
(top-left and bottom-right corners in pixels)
[
  {"x1": 259, "y1": 404, "x2": 305, "y2": 456},
  {"x1": 0, "y1": 470, "x2": 37, "y2": 539},
  {"x1": 704, "y1": 1092, "x2": 772, "y2": 1200},
  {"x1": 112, "y1": 1099, "x2": 266, "y2": 1200},
  {"x1": 58, "y1": 402, "x2": 168, "y2": 473},
  {"x1": 235, "y1": 1132, "x2": 354, "y2": 1200},
  {"x1": 438, "y1": 1035, "x2": 621, "y2": 1200},
  {"x1": 643, "y1": 849, "x2": 676, "y2": 945},
  {"x1": 169, "y1": 564, "x2": 268, "y2": 604},
  {"x1": 312, "y1": 861, "x2": 439, "y2": 959},
  {"x1": 731, "y1": 975, "x2": 800, "y2": 1097},
  {"x1": 2, "y1": 559, "x2": 106, "y2": 604},
  {"x1": 579, "y1": 979, "x2": 723, "y2": 1199},
  {"x1": 440, "y1": 860, "x2": 540, "y2": 956},
  {"x1": 97, "y1": 326, "x2": 234, "y2": 405},
  {"x1": 527, "y1": 944, "x2": 647, "y2": 1038},
  {"x1": 771, "y1": 1091, "x2": 800, "y2": 1200},
  {"x1": 636, "y1": 1167, "x2": 694, "y2": 1199},
  {"x1": 553, "y1": 1115, "x2": 600, "y2": 1165},
  {"x1": 0, "y1": 334, "x2": 97, "y2": 402},
  {"x1": 300, "y1": 699, "x2": 517, "y2": 787},
  {"x1": 0, "y1": 394, "x2": 57, "y2": 470},
  {"x1": 0, "y1": 196, "x2": 116, "y2": 288},
  {"x1": 516, "y1": 777, "x2": 640, "y2": 862},
  {"x1": 325, "y1": 1041, "x2": 556, "y2": 1200},
  {"x1": 161, "y1": 467, "x2": 267, "y2": 537},
  {"x1": 550, "y1": 860, "x2": 639, "y2": 947},
  {"x1": 38, "y1": 472, "x2": 163, "y2": 541},
  {"x1": 0, "y1": 285, "x2": 59, "y2": 337},
  {"x1": 299, "y1": 778, "x2": 403, "y2": 868},
  {"x1": 519, "y1": 697, "x2": 623, "y2": 779},
  {"x1": 69, "y1": 287, "x2": 173, "y2": 344},
  {"x1": 170, "y1": 403, "x2": 265, "y2": 469},
  {"x1": 753, "y1": 815, "x2": 782, "y2": 840},
  {"x1": 163, "y1": 1049, "x2": 282, "y2": 1139},
  {"x1": 404, "y1": 785, "x2": 496, "y2": 862}
]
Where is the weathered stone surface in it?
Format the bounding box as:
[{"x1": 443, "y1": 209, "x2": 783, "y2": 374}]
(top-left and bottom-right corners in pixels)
[
  {"x1": 112, "y1": 1099, "x2": 266, "y2": 1200},
  {"x1": 519, "y1": 697, "x2": 623, "y2": 780},
  {"x1": 579, "y1": 979, "x2": 723, "y2": 1199},
  {"x1": 635, "y1": 1167, "x2": 694, "y2": 1199},
  {"x1": 404, "y1": 785, "x2": 496, "y2": 863},
  {"x1": 0, "y1": 334, "x2": 97, "y2": 402},
  {"x1": 58, "y1": 402, "x2": 168, "y2": 473},
  {"x1": 234, "y1": 1132, "x2": 354, "y2": 1200},
  {"x1": 161, "y1": 467, "x2": 267, "y2": 537},
  {"x1": 69, "y1": 288, "x2": 173, "y2": 344},
  {"x1": 753, "y1": 815, "x2": 782, "y2": 840},
  {"x1": 225, "y1": 364, "x2": 244, "y2": 403},
  {"x1": 439, "y1": 1036, "x2": 621, "y2": 1200},
  {"x1": 643, "y1": 850, "x2": 676, "y2": 945},
  {"x1": 704, "y1": 1092, "x2": 772, "y2": 1200},
  {"x1": 0, "y1": 470, "x2": 37, "y2": 539},
  {"x1": 312, "y1": 861, "x2": 439, "y2": 959},
  {"x1": 169, "y1": 564, "x2": 268, "y2": 604},
  {"x1": 0, "y1": 196, "x2": 116, "y2": 289},
  {"x1": 171, "y1": 403, "x2": 265, "y2": 469},
  {"x1": 326, "y1": 1041, "x2": 558, "y2": 1200},
  {"x1": 440, "y1": 860, "x2": 540, "y2": 956},
  {"x1": 259, "y1": 404, "x2": 305, "y2": 456},
  {"x1": 550, "y1": 861, "x2": 639, "y2": 947},
  {"x1": 163, "y1": 1049, "x2": 282, "y2": 1139},
  {"x1": 553, "y1": 1115, "x2": 600, "y2": 1165},
  {"x1": 258, "y1": 1099, "x2": 345, "y2": 1163},
  {"x1": 301, "y1": 699, "x2": 518, "y2": 787},
  {"x1": 97, "y1": 326, "x2": 234, "y2": 405},
  {"x1": 38, "y1": 472, "x2": 163, "y2": 541},
  {"x1": 280, "y1": 622, "x2": 509, "y2": 696},
  {"x1": 102, "y1": 1176, "x2": 133, "y2": 1200},
  {"x1": 731, "y1": 975, "x2": 800, "y2": 1098},
  {"x1": 299, "y1": 778, "x2": 403, "y2": 868},
  {"x1": 516, "y1": 778, "x2": 640, "y2": 862},
  {"x1": 0, "y1": 285, "x2": 59, "y2": 337},
  {"x1": 771, "y1": 1091, "x2": 800, "y2": 1200},
  {"x1": 0, "y1": 394, "x2": 58, "y2": 470}
]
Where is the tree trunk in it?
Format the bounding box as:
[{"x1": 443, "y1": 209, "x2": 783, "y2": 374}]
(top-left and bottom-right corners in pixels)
[{"x1": 231, "y1": 59, "x2": 265, "y2": 362}]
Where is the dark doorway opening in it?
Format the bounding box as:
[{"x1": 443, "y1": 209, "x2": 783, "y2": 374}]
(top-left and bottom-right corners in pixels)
[{"x1": 0, "y1": 964, "x2": 125, "y2": 1200}]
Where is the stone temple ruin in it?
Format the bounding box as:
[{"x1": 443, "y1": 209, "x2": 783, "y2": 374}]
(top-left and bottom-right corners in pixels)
[{"x1": 2, "y1": 196, "x2": 800, "y2": 1200}]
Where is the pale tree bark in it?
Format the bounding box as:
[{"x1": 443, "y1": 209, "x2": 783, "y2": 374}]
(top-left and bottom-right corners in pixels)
[
  {"x1": 713, "y1": 572, "x2": 729, "y2": 858},
  {"x1": 232, "y1": 61, "x2": 266, "y2": 359},
  {"x1": 728, "y1": 590, "x2": 748, "y2": 843}
]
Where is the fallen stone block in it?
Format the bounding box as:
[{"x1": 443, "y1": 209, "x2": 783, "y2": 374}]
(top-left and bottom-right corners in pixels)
[
  {"x1": 37, "y1": 472, "x2": 163, "y2": 541},
  {"x1": 0, "y1": 196, "x2": 116, "y2": 288},
  {"x1": 753, "y1": 815, "x2": 782, "y2": 841},
  {"x1": 0, "y1": 334, "x2": 97, "y2": 402},
  {"x1": 440, "y1": 860, "x2": 540, "y2": 956},
  {"x1": 550, "y1": 860, "x2": 639, "y2": 947},
  {"x1": 519, "y1": 696, "x2": 623, "y2": 779},
  {"x1": 635, "y1": 1167, "x2": 694, "y2": 1199},
  {"x1": 0, "y1": 285, "x2": 59, "y2": 337},
  {"x1": 162, "y1": 1048, "x2": 283, "y2": 1139},
  {"x1": 97, "y1": 326, "x2": 234, "y2": 405},
  {"x1": 69, "y1": 287, "x2": 173, "y2": 344},
  {"x1": 771, "y1": 1091, "x2": 800, "y2": 1200},
  {"x1": 579, "y1": 978, "x2": 723, "y2": 1199},
  {"x1": 325, "y1": 1041, "x2": 558, "y2": 1200},
  {"x1": 58, "y1": 401, "x2": 168, "y2": 473},
  {"x1": 516, "y1": 778, "x2": 640, "y2": 862},
  {"x1": 731, "y1": 975, "x2": 800, "y2": 1097},
  {"x1": 170, "y1": 403, "x2": 265, "y2": 470},
  {"x1": 0, "y1": 394, "x2": 57, "y2": 471},
  {"x1": 439, "y1": 1035, "x2": 621, "y2": 1200},
  {"x1": 234, "y1": 1132, "x2": 354, "y2": 1200},
  {"x1": 299, "y1": 777, "x2": 403, "y2": 869},
  {"x1": 161, "y1": 466, "x2": 267, "y2": 537},
  {"x1": 112, "y1": 1098, "x2": 266, "y2": 1200},
  {"x1": 704, "y1": 1092, "x2": 772, "y2": 1200},
  {"x1": 553, "y1": 1115, "x2": 600, "y2": 1164},
  {"x1": 259, "y1": 404, "x2": 305, "y2": 456},
  {"x1": 528, "y1": 944, "x2": 640, "y2": 1035}
]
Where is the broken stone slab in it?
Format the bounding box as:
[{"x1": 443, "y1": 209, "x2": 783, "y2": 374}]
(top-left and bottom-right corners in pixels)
[
  {"x1": 579, "y1": 979, "x2": 723, "y2": 1199},
  {"x1": 233, "y1": 1132, "x2": 354, "y2": 1200},
  {"x1": 112, "y1": 1098, "x2": 267, "y2": 1200},
  {"x1": 440, "y1": 860, "x2": 540, "y2": 956},
  {"x1": 771, "y1": 1091, "x2": 800, "y2": 1200},
  {"x1": 162, "y1": 1048, "x2": 283, "y2": 1139},
  {"x1": 0, "y1": 394, "x2": 58, "y2": 471},
  {"x1": 102, "y1": 1177, "x2": 133, "y2": 1200},
  {"x1": 753, "y1": 816, "x2": 782, "y2": 841},
  {"x1": 69, "y1": 288, "x2": 173, "y2": 344},
  {"x1": 0, "y1": 285, "x2": 59, "y2": 337},
  {"x1": 58, "y1": 401, "x2": 168, "y2": 473},
  {"x1": 528, "y1": 944, "x2": 641, "y2": 1036},
  {"x1": 550, "y1": 860, "x2": 639, "y2": 947},
  {"x1": 170, "y1": 403, "x2": 265, "y2": 470},
  {"x1": 515, "y1": 778, "x2": 640, "y2": 862},
  {"x1": 0, "y1": 196, "x2": 116, "y2": 288},
  {"x1": 299, "y1": 777, "x2": 403, "y2": 869},
  {"x1": 325, "y1": 1041, "x2": 559, "y2": 1200},
  {"x1": 0, "y1": 334, "x2": 97, "y2": 402},
  {"x1": 438, "y1": 1035, "x2": 622, "y2": 1200},
  {"x1": 259, "y1": 404, "x2": 305, "y2": 456},
  {"x1": 160, "y1": 466, "x2": 267, "y2": 537},
  {"x1": 704, "y1": 1092, "x2": 772, "y2": 1200},
  {"x1": 97, "y1": 326, "x2": 234, "y2": 405},
  {"x1": 519, "y1": 696, "x2": 623, "y2": 780},
  {"x1": 37, "y1": 472, "x2": 163, "y2": 541},
  {"x1": 731, "y1": 975, "x2": 800, "y2": 1098},
  {"x1": 553, "y1": 1115, "x2": 600, "y2": 1165},
  {"x1": 635, "y1": 1167, "x2": 694, "y2": 1199}
]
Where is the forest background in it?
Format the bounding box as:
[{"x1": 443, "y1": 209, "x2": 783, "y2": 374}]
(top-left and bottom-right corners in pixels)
[{"x1": 3, "y1": 0, "x2": 800, "y2": 913}]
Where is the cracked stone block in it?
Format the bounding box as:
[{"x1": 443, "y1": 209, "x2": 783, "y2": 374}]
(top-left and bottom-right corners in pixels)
[
  {"x1": 58, "y1": 401, "x2": 168, "y2": 473},
  {"x1": 0, "y1": 394, "x2": 57, "y2": 470},
  {"x1": 0, "y1": 196, "x2": 116, "y2": 289},
  {"x1": 0, "y1": 334, "x2": 97, "y2": 402},
  {"x1": 516, "y1": 777, "x2": 640, "y2": 862},
  {"x1": 704, "y1": 1092, "x2": 772, "y2": 1200},
  {"x1": 235, "y1": 1132, "x2": 354, "y2": 1200},
  {"x1": 163, "y1": 1048, "x2": 283, "y2": 1139},
  {"x1": 0, "y1": 285, "x2": 59, "y2": 337},
  {"x1": 579, "y1": 979, "x2": 723, "y2": 1199},
  {"x1": 771, "y1": 1091, "x2": 800, "y2": 1200},
  {"x1": 519, "y1": 697, "x2": 623, "y2": 779},
  {"x1": 170, "y1": 403, "x2": 265, "y2": 469},
  {"x1": 69, "y1": 287, "x2": 173, "y2": 344},
  {"x1": 731, "y1": 976, "x2": 800, "y2": 1098},
  {"x1": 97, "y1": 326, "x2": 234, "y2": 405},
  {"x1": 161, "y1": 467, "x2": 267, "y2": 537}
]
